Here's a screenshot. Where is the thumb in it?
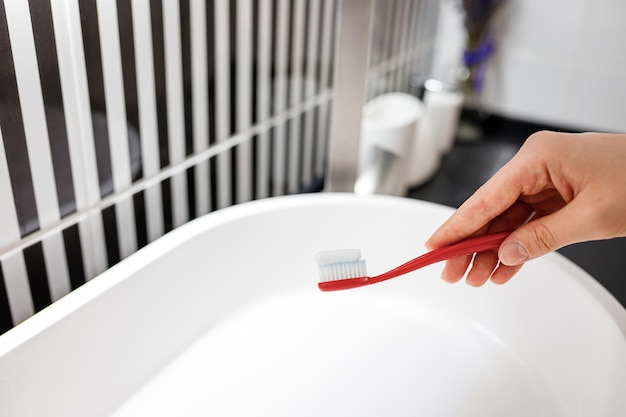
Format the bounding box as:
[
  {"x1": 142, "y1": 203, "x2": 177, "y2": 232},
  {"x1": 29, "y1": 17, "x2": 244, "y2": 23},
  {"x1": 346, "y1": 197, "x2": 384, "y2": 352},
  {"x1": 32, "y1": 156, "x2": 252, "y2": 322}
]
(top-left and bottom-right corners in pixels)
[{"x1": 499, "y1": 204, "x2": 584, "y2": 266}]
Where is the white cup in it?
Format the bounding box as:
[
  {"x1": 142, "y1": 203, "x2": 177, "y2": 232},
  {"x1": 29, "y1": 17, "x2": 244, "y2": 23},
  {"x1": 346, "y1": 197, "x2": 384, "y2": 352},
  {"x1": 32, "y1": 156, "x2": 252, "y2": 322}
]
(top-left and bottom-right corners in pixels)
[
  {"x1": 355, "y1": 93, "x2": 425, "y2": 196},
  {"x1": 407, "y1": 87, "x2": 464, "y2": 187}
]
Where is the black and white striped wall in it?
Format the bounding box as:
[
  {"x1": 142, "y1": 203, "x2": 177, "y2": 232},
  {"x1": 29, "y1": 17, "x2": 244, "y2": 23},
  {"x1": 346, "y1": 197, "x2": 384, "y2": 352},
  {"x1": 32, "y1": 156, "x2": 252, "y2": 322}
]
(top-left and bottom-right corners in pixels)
[{"x1": 0, "y1": 0, "x2": 439, "y2": 334}]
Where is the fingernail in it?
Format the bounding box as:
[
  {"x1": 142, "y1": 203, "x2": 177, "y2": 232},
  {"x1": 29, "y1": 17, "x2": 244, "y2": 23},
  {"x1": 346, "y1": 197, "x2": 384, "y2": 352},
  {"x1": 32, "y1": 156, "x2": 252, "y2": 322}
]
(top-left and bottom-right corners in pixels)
[{"x1": 500, "y1": 242, "x2": 529, "y2": 266}]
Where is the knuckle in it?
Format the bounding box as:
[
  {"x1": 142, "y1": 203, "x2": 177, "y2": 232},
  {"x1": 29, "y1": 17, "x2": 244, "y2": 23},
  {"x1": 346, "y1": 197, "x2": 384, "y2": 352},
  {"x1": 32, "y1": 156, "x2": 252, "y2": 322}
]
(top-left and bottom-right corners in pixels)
[
  {"x1": 530, "y1": 222, "x2": 559, "y2": 254},
  {"x1": 528, "y1": 130, "x2": 556, "y2": 142},
  {"x1": 589, "y1": 196, "x2": 623, "y2": 238},
  {"x1": 525, "y1": 131, "x2": 548, "y2": 147},
  {"x1": 524, "y1": 130, "x2": 560, "y2": 153},
  {"x1": 473, "y1": 195, "x2": 493, "y2": 219}
]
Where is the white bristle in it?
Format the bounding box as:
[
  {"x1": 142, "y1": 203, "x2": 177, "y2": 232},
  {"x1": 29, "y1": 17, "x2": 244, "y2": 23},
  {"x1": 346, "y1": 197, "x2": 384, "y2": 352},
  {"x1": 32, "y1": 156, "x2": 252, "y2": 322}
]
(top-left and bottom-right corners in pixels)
[
  {"x1": 315, "y1": 249, "x2": 367, "y2": 282},
  {"x1": 315, "y1": 249, "x2": 361, "y2": 265}
]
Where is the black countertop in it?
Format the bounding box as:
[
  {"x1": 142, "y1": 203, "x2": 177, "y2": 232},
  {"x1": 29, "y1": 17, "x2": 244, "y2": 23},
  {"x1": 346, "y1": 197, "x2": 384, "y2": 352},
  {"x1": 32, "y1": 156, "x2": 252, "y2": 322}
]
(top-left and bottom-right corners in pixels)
[{"x1": 407, "y1": 114, "x2": 626, "y2": 308}]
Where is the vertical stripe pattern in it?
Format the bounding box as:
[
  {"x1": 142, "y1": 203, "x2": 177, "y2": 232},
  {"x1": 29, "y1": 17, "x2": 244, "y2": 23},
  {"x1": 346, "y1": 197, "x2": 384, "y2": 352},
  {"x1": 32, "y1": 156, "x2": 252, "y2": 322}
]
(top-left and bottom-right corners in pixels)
[
  {"x1": 0, "y1": 0, "x2": 440, "y2": 334},
  {"x1": 0, "y1": 0, "x2": 40, "y2": 237}
]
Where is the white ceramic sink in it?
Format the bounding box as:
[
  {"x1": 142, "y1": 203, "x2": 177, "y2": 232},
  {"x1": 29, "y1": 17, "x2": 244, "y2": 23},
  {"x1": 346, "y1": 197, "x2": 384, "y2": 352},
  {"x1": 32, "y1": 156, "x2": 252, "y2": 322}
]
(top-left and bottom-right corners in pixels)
[{"x1": 1, "y1": 194, "x2": 625, "y2": 416}]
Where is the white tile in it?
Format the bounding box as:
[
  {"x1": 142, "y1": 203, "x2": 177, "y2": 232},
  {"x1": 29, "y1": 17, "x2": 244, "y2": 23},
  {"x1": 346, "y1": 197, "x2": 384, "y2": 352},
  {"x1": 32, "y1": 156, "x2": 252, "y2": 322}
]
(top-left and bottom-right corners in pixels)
[
  {"x1": 194, "y1": 161, "x2": 211, "y2": 216},
  {"x1": 481, "y1": 53, "x2": 571, "y2": 125},
  {"x1": 256, "y1": 0, "x2": 273, "y2": 122},
  {"x1": 82, "y1": 211, "x2": 108, "y2": 280},
  {"x1": 132, "y1": 0, "x2": 161, "y2": 177},
  {"x1": 236, "y1": 0, "x2": 253, "y2": 131},
  {"x1": 0, "y1": 252, "x2": 34, "y2": 324},
  {"x1": 163, "y1": 0, "x2": 186, "y2": 165},
  {"x1": 253, "y1": 131, "x2": 269, "y2": 199},
  {"x1": 144, "y1": 183, "x2": 164, "y2": 243},
  {"x1": 51, "y1": 0, "x2": 101, "y2": 211},
  {"x1": 287, "y1": 0, "x2": 306, "y2": 194},
  {"x1": 162, "y1": 0, "x2": 188, "y2": 224},
  {"x1": 575, "y1": 0, "x2": 626, "y2": 73},
  {"x1": 236, "y1": 137, "x2": 253, "y2": 203},
  {"x1": 5, "y1": 0, "x2": 61, "y2": 227},
  {"x1": 190, "y1": 0, "x2": 209, "y2": 152},
  {"x1": 96, "y1": 0, "x2": 133, "y2": 191},
  {"x1": 115, "y1": 196, "x2": 138, "y2": 259},
  {"x1": 235, "y1": 0, "x2": 253, "y2": 203},
  {"x1": 494, "y1": 0, "x2": 587, "y2": 64},
  {"x1": 170, "y1": 172, "x2": 188, "y2": 228},
  {"x1": 563, "y1": 69, "x2": 626, "y2": 132},
  {"x1": 42, "y1": 233, "x2": 71, "y2": 303},
  {"x1": 215, "y1": 0, "x2": 231, "y2": 208},
  {"x1": 215, "y1": 0, "x2": 230, "y2": 143},
  {"x1": 479, "y1": 0, "x2": 626, "y2": 131}
]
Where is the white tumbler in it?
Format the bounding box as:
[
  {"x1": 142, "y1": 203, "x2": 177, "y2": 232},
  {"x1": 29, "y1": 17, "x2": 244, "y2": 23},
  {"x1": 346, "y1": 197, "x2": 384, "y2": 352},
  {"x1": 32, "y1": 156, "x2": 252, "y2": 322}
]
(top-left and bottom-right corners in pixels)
[
  {"x1": 355, "y1": 93, "x2": 424, "y2": 196},
  {"x1": 407, "y1": 81, "x2": 464, "y2": 187}
]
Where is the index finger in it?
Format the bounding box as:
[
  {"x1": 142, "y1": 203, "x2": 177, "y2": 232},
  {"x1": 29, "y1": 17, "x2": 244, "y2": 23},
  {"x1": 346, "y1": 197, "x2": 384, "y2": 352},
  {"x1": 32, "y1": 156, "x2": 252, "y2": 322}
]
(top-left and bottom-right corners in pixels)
[{"x1": 425, "y1": 159, "x2": 526, "y2": 249}]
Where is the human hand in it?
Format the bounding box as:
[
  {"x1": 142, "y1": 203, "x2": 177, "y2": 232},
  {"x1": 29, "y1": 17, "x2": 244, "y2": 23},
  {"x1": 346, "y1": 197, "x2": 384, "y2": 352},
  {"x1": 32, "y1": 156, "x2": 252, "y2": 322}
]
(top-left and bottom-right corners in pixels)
[{"x1": 425, "y1": 131, "x2": 626, "y2": 286}]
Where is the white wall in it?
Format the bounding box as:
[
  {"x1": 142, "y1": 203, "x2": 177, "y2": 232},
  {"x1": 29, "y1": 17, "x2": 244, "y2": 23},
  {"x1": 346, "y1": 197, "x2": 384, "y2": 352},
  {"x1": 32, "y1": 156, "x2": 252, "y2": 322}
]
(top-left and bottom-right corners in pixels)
[{"x1": 432, "y1": 0, "x2": 626, "y2": 133}]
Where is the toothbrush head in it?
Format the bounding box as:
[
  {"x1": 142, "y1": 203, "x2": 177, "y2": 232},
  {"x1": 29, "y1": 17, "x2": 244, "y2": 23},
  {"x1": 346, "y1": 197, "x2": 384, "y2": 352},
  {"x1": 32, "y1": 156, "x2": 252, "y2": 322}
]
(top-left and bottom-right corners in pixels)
[{"x1": 315, "y1": 249, "x2": 371, "y2": 291}]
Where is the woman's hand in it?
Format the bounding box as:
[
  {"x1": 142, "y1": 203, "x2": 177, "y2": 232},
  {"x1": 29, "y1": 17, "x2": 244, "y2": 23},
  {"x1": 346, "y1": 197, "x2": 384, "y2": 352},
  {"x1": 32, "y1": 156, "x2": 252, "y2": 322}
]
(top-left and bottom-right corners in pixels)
[{"x1": 425, "y1": 131, "x2": 626, "y2": 286}]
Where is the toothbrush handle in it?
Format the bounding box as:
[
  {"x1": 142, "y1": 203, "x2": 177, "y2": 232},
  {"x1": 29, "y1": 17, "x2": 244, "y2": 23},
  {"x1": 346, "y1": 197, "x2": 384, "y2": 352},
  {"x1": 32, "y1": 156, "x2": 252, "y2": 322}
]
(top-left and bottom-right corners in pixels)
[{"x1": 372, "y1": 231, "x2": 509, "y2": 283}]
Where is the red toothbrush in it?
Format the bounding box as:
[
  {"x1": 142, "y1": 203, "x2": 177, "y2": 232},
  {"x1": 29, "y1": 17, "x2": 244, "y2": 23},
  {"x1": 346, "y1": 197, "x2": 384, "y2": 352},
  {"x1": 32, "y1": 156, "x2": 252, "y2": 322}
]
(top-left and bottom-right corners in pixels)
[{"x1": 315, "y1": 231, "x2": 509, "y2": 291}]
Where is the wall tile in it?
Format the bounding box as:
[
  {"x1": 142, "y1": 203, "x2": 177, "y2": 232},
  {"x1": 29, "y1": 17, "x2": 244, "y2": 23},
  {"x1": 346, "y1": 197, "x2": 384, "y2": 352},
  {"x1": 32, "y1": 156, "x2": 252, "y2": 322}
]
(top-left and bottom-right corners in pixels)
[
  {"x1": 494, "y1": 0, "x2": 588, "y2": 64},
  {"x1": 0, "y1": 250, "x2": 32, "y2": 325},
  {"x1": 482, "y1": 51, "x2": 572, "y2": 126},
  {"x1": 575, "y1": 0, "x2": 626, "y2": 73},
  {"x1": 564, "y1": 70, "x2": 626, "y2": 132},
  {"x1": 432, "y1": 0, "x2": 626, "y2": 132},
  {"x1": 0, "y1": 0, "x2": 438, "y2": 334}
]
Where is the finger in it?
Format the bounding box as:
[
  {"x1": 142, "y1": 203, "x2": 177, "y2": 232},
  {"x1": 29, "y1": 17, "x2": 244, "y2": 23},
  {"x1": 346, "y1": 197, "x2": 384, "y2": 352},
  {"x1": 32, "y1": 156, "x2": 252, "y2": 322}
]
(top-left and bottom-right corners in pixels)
[
  {"x1": 440, "y1": 254, "x2": 473, "y2": 283},
  {"x1": 426, "y1": 162, "x2": 528, "y2": 249},
  {"x1": 518, "y1": 189, "x2": 567, "y2": 216},
  {"x1": 437, "y1": 202, "x2": 531, "y2": 286},
  {"x1": 490, "y1": 263, "x2": 524, "y2": 285},
  {"x1": 499, "y1": 195, "x2": 595, "y2": 266},
  {"x1": 426, "y1": 132, "x2": 565, "y2": 251},
  {"x1": 465, "y1": 250, "x2": 499, "y2": 287},
  {"x1": 488, "y1": 200, "x2": 534, "y2": 233}
]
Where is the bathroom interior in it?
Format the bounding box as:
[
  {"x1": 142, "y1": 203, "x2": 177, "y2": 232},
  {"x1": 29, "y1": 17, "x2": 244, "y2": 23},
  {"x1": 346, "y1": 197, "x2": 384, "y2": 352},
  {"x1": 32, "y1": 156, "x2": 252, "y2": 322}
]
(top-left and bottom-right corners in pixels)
[{"x1": 1, "y1": 0, "x2": 626, "y2": 415}]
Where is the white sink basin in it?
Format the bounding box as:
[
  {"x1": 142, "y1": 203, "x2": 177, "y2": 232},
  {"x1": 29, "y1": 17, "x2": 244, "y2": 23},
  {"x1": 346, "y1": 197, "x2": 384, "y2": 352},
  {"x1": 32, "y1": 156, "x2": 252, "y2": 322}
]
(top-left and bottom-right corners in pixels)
[{"x1": 1, "y1": 194, "x2": 625, "y2": 416}]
